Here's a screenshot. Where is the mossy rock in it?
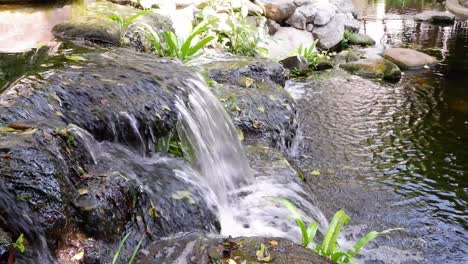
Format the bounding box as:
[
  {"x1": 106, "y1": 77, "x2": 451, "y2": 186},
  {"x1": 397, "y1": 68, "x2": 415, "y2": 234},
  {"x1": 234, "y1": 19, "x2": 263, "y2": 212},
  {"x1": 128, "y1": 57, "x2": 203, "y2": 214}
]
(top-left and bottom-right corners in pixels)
[
  {"x1": 138, "y1": 232, "x2": 333, "y2": 264},
  {"x1": 340, "y1": 58, "x2": 401, "y2": 81},
  {"x1": 53, "y1": 1, "x2": 172, "y2": 52},
  {"x1": 346, "y1": 32, "x2": 376, "y2": 46}
]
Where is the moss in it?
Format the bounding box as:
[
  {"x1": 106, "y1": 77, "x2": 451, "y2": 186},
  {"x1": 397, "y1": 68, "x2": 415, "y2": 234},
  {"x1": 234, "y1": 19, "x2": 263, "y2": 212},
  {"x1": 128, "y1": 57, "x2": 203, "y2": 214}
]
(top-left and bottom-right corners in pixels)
[{"x1": 340, "y1": 58, "x2": 401, "y2": 81}]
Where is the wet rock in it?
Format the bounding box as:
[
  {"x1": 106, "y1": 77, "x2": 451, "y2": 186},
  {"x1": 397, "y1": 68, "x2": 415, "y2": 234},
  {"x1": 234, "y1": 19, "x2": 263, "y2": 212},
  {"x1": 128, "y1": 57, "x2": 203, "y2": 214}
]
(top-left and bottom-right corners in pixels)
[
  {"x1": 414, "y1": 11, "x2": 455, "y2": 23},
  {"x1": 52, "y1": 2, "x2": 172, "y2": 52},
  {"x1": 285, "y1": 4, "x2": 317, "y2": 30},
  {"x1": 346, "y1": 32, "x2": 376, "y2": 46},
  {"x1": 313, "y1": 13, "x2": 345, "y2": 49},
  {"x1": 340, "y1": 58, "x2": 401, "y2": 81},
  {"x1": 280, "y1": 55, "x2": 309, "y2": 71},
  {"x1": 0, "y1": 228, "x2": 11, "y2": 261},
  {"x1": 137, "y1": 232, "x2": 333, "y2": 264},
  {"x1": 0, "y1": 48, "x2": 194, "y2": 153},
  {"x1": 204, "y1": 58, "x2": 287, "y2": 87},
  {"x1": 311, "y1": 1, "x2": 337, "y2": 26},
  {"x1": 383, "y1": 48, "x2": 437, "y2": 69},
  {"x1": 0, "y1": 48, "x2": 222, "y2": 262},
  {"x1": 265, "y1": 27, "x2": 315, "y2": 59},
  {"x1": 462, "y1": 0, "x2": 468, "y2": 8},
  {"x1": 255, "y1": 0, "x2": 296, "y2": 23}
]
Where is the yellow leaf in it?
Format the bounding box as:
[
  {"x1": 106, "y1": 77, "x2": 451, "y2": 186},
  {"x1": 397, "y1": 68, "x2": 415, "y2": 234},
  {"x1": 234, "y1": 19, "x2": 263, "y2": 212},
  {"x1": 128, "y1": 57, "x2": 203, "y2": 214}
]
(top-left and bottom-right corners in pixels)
[
  {"x1": 256, "y1": 243, "x2": 272, "y2": 262},
  {"x1": 71, "y1": 251, "x2": 84, "y2": 261},
  {"x1": 269, "y1": 240, "x2": 278, "y2": 246},
  {"x1": 78, "y1": 188, "x2": 89, "y2": 195},
  {"x1": 257, "y1": 106, "x2": 265, "y2": 112},
  {"x1": 311, "y1": 170, "x2": 321, "y2": 176}
]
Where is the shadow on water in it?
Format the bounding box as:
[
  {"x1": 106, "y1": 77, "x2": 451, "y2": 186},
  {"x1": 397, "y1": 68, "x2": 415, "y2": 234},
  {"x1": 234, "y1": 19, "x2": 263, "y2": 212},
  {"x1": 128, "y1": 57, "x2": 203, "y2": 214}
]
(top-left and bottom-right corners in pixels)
[{"x1": 286, "y1": 0, "x2": 468, "y2": 263}]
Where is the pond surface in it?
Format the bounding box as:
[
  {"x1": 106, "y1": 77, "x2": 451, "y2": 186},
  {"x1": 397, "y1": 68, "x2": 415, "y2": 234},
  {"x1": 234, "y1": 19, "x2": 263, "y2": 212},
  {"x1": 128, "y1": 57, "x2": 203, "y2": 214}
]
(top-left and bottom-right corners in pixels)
[{"x1": 288, "y1": 0, "x2": 467, "y2": 263}]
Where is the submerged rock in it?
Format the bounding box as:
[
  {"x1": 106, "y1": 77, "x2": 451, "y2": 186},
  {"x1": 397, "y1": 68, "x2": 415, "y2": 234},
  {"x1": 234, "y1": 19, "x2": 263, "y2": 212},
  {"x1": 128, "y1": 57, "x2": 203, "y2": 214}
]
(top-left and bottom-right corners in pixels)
[
  {"x1": 414, "y1": 11, "x2": 455, "y2": 23},
  {"x1": 383, "y1": 48, "x2": 437, "y2": 69},
  {"x1": 137, "y1": 232, "x2": 333, "y2": 263},
  {"x1": 340, "y1": 58, "x2": 401, "y2": 81},
  {"x1": 53, "y1": 1, "x2": 172, "y2": 52}
]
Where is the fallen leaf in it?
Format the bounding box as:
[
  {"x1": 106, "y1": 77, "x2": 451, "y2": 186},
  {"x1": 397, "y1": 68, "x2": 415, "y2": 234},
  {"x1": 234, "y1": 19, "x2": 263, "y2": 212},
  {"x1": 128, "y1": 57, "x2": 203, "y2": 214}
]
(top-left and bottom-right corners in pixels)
[
  {"x1": 269, "y1": 240, "x2": 278, "y2": 246},
  {"x1": 172, "y1": 191, "x2": 195, "y2": 204},
  {"x1": 310, "y1": 170, "x2": 321, "y2": 176},
  {"x1": 256, "y1": 243, "x2": 272, "y2": 262},
  {"x1": 257, "y1": 106, "x2": 265, "y2": 112},
  {"x1": 65, "y1": 55, "x2": 88, "y2": 62},
  {"x1": 71, "y1": 251, "x2": 84, "y2": 261},
  {"x1": 78, "y1": 188, "x2": 89, "y2": 195}
]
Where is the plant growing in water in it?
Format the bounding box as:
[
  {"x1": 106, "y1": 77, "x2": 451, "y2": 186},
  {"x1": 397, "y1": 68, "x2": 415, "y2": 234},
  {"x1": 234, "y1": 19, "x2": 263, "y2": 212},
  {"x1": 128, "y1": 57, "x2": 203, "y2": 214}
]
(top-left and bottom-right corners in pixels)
[
  {"x1": 297, "y1": 40, "x2": 330, "y2": 70},
  {"x1": 145, "y1": 19, "x2": 216, "y2": 62},
  {"x1": 276, "y1": 198, "x2": 402, "y2": 264},
  {"x1": 108, "y1": 9, "x2": 154, "y2": 45}
]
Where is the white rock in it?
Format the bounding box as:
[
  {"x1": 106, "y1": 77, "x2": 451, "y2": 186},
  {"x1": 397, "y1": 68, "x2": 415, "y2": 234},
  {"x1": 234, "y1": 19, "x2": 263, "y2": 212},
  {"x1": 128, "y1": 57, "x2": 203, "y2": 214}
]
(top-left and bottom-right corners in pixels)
[
  {"x1": 264, "y1": 27, "x2": 315, "y2": 60},
  {"x1": 312, "y1": 13, "x2": 344, "y2": 49},
  {"x1": 311, "y1": 1, "x2": 337, "y2": 26}
]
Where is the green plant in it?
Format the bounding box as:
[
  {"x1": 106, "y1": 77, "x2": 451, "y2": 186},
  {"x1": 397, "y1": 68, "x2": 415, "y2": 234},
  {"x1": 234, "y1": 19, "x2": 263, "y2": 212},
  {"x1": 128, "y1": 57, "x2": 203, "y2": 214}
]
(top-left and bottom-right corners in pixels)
[
  {"x1": 195, "y1": 0, "x2": 268, "y2": 57},
  {"x1": 276, "y1": 198, "x2": 402, "y2": 264},
  {"x1": 112, "y1": 233, "x2": 131, "y2": 264},
  {"x1": 341, "y1": 31, "x2": 352, "y2": 50},
  {"x1": 297, "y1": 41, "x2": 330, "y2": 70},
  {"x1": 108, "y1": 9, "x2": 154, "y2": 44},
  {"x1": 145, "y1": 20, "x2": 216, "y2": 62},
  {"x1": 12, "y1": 234, "x2": 25, "y2": 254}
]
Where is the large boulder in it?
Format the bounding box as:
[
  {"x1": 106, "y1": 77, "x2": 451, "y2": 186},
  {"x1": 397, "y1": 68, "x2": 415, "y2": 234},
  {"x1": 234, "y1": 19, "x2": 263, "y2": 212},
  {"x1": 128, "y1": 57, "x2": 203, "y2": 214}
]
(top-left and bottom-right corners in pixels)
[
  {"x1": 0, "y1": 48, "x2": 222, "y2": 263},
  {"x1": 446, "y1": 0, "x2": 468, "y2": 16},
  {"x1": 340, "y1": 58, "x2": 401, "y2": 81},
  {"x1": 255, "y1": 0, "x2": 297, "y2": 23},
  {"x1": 52, "y1": 1, "x2": 172, "y2": 52},
  {"x1": 137, "y1": 232, "x2": 333, "y2": 263},
  {"x1": 414, "y1": 11, "x2": 455, "y2": 23},
  {"x1": 201, "y1": 58, "x2": 297, "y2": 149},
  {"x1": 383, "y1": 48, "x2": 437, "y2": 69},
  {"x1": 311, "y1": 1, "x2": 337, "y2": 26},
  {"x1": 265, "y1": 27, "x2": 315, "y2": 59},
  {"x1": 312, "y1": 13, "x2": 345, "y2": 49},
  {"x1": 461, "y1": 0, "x2": 468, "y2": 8}
]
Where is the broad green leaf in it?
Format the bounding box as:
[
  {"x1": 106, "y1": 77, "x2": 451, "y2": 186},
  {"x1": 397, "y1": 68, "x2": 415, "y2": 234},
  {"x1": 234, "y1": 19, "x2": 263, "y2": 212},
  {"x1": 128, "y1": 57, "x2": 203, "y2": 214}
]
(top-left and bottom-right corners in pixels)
[
  {"x1": 124, "y1": 9, "x2": 153, "y2": 27},
  {"x1": 306, "y1": 221, "x2": 319, "y2": 246},
  {"x1": 187, "y1": 36, "x2": 215, "y2": 57},
  {"x1": 321, "y1": 210, "x2": 350, "y2": 255}
]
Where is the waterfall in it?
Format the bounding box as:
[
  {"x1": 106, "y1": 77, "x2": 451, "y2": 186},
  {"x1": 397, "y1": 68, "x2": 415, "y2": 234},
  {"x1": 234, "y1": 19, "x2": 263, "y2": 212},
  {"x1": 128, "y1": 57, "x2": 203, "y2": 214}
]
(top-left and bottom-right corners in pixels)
[
  {"x1": 175, "y1": 78, "x2": 254, "y2": 205},
  {"x1": 175, "y1": 76, "x2": 328, "y2": 240}
]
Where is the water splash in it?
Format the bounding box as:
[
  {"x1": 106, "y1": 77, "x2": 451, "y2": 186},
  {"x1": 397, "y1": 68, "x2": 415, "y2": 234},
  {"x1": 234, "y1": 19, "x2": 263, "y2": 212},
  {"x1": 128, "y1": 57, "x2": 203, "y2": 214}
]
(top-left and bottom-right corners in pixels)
[{"x1": 174, "y1": 77, "x2": 328, "y2": 239}]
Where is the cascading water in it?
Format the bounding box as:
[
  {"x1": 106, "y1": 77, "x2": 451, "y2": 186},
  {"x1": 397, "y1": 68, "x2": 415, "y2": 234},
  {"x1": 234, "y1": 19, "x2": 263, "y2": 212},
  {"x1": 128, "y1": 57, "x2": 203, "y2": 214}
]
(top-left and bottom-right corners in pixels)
[{"x1": 175, "y1": 76, "x2": 328, "y2": 240}]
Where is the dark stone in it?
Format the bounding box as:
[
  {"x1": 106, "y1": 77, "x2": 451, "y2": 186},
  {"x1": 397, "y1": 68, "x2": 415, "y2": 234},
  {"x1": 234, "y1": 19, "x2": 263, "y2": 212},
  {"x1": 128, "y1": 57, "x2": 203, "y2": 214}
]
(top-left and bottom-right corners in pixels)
[
  {"x1": 315, "y1": 60, "x2": 334, "y2": 71},
  {"x1": 137, "y1": 232, "x2": 334, "y2": 264},
  {"x1": 205, "y1": 58, "x2": 287, "y2": 87},
  {"x1": 0, "y1": 48, "x2": 219, "y2": 263},
  {"x1": 280, "y1": 55, "x2": 309, "y2": 71}
]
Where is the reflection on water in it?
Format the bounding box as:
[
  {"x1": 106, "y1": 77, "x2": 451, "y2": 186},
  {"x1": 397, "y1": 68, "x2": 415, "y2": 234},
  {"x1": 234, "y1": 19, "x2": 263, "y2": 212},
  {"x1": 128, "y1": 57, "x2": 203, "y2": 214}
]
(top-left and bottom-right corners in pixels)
[
  {"x1": 290, "y1": 0, "x2": 467, "y2": 263},
  {"x1": 0, "y1": 4, "x2": 72, "y2": 53}
]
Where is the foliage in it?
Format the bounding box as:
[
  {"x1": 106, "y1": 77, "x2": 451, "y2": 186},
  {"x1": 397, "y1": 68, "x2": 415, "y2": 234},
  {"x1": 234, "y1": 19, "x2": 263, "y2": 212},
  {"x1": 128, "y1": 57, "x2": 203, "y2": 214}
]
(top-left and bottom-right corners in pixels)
[
  {"x1": 276, "y1": 198, "x2": 403, "y2": 264},
  {"x1": 108, "y1": 9, "x2": 154, "y2": 44},
  {"x1": 297, "y1": 40, "x2": 330, "y2": 70},
  {"x1": 145, "y1": 20, "x2": 216, "y2": 62},
  {"x1": 12, "y1": 234, "x2": 25, "y2": 254},
  {"x1": 341, "y1": 31, "x2": 352, "y2": 50},
  {"x1": 196, "y1": 0, "x2": 268, "y2": 57},
  {"x1": 112, "y1": 232, "x2": 131, "y2": 264}
]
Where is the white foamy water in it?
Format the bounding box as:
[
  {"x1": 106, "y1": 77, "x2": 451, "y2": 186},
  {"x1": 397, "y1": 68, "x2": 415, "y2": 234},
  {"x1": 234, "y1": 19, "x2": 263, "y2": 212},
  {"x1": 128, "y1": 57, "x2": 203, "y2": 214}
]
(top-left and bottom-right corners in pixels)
[{"x1": 175, "y1": 77, "x2": 328, "y2": 240}]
